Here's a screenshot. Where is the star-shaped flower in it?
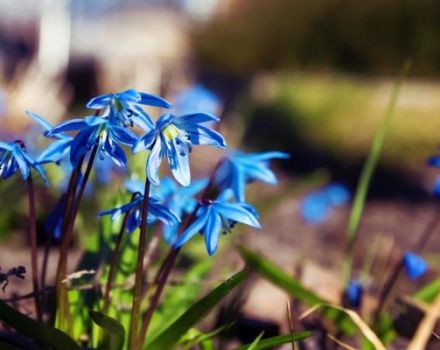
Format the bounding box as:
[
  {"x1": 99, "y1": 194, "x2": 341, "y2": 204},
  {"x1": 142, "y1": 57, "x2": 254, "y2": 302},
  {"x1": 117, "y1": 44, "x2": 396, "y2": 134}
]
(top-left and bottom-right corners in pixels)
[
  {"x1": 133, "y1": 112, "x2": 226, "y2": 187},
  {"x1": 174, "y1": 191, "x2": 261, "y2": 255},
  {"x1": 215, "y1": 151, "x2": 289, "y2": 202}
]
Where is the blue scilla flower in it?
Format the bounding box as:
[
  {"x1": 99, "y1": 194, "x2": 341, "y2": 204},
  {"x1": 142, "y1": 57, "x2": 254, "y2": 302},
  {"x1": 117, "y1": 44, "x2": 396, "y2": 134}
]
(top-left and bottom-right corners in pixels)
[
  {"x1": 98, "y1": 194, "x2": 180, "y2": 234},
  {"x1": 300, "y1": 183, "x2": 350, "y2": 224},
  {"x1": 215, "y1": 151, "x2": 289, "y2": 202},
  {"x1": 174, "y1": 191, "x2": 261, "y2": 256},
  {"x1": 124, "y1": 177, "x2": 208, "y2": 243},
  {"x1": 0, "y1": 140, "x2": 48, "y2": 183},
  {"x1": 345, "y1": 279, "x2": 363, "y2": 308},
  {"x1": 173, "y1": 84, "x2": 221, "y2": 116},
  {"x1": 27, "y1": 111, "x2": 73, "y2": 164},
  {"x1": 87, "y1": 89, "x2": 171, "y2": 130},
  {"x1": 133, "y1": 112, "x2": 226, "y2": 187},
  {"x1": 48, "y1": 113, "x2": 138, "y2": 167},
  {"x1": 403, "y1": 252, "x2": 428, "y2": 280}
]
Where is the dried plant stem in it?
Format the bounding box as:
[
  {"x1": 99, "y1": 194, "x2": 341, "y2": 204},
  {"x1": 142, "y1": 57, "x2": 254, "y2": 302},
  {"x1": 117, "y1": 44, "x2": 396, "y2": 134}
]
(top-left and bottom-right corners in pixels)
[
  {"x1": 54, "y1": 145, "x2": 97, "y2": 332},
  {"x1": 102, "y1": 193, "x2": 137, "y2": 315},
  {"x1": 128, "y1": 178, "x2": 150, "y2": 350},
  {"x1": 27, "y1": 174, "x2": 42, "y2": 322}
]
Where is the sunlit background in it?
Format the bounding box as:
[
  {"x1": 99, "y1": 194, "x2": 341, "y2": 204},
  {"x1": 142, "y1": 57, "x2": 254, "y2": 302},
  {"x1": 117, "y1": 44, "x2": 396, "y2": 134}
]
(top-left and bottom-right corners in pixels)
[{"x1": 1, "y1": 0, "x2": 440, "y2": 348}]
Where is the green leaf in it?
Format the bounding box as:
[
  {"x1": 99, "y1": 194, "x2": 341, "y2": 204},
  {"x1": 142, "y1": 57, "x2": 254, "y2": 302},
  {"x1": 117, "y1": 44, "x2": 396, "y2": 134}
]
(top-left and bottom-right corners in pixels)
[
  {"x1": 0, "y1": 300, "x2": 80, "y2": 350},
  {"x1": 239, "y1": 246, "x2": 355, "y2": 333},
  {"x1": 245, "y1": 331, "x2": 264, "y2": 350},
  {"x1": 90, "y1": 311, "x2": 125, "y2": 350},
  {"x1": 234, "y1": 332, "x2": 312, "y2": 350},
  {"x1": 342, "y1": 61, "x2": 411, "y2": 285},
  {"x1": 146, "y1": 268, "x2": 249, "y2": 350},
  {"x1": 414, "y1": 277, "x2": 440, "y2": 302}
]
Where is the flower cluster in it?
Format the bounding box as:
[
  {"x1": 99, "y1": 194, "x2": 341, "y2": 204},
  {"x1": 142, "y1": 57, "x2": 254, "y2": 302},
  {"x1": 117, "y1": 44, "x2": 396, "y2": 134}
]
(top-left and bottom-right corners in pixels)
[{"x1": 0, "y1": 88, "x2": 289, "y2": 256}]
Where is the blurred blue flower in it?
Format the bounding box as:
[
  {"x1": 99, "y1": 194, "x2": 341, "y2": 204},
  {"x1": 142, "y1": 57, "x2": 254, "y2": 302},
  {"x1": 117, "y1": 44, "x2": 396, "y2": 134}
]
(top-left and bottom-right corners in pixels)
[
  {"x1": 173, "y1": 84, "x2": 221, "y2": 116},
  {"x1": 124, "y1": 177, "x2": 208, "y2": 243},
  {"x1": 98, "y1": 194, "x2": 180, "y2": 234},
  {"x1": 87, "y1": 89, "x2": 171, "y2": 130},
  {"x1": 174, "y1": 191, "x2": 261, "y2": 256},
  {"x1": 48, "y1": 113, "x2": 138, "y2": 167},
  {"x1": 45, "y1": 194, "x2": 65, "y2": 239},
  {"x1": 0, "y1": 140, "x2": 48, "y2": 184},
  {"x1": 300, "y1": 183, "x2": 350, "y2": 224},
  {"x1": 345, "y1": 279, "x2": 363, "y2": 308},
  {"x1": 403, "y1": 252, "x2": 428, "y2": 280},
  {"x1": 133, "y1": 112, "x2": 226, "y2": 187},
  {"x1": 27, "y1": 111, "x2": 73, "y2": 164},
  {"x1": 215, "y1": 151, "x2": 289, "y2": 202}
]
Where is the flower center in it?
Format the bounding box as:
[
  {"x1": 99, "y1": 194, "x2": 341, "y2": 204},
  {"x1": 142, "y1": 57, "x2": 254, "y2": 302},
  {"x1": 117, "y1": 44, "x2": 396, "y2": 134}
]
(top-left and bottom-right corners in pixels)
[{"x1": 163, "y1": 124, "x2": 180, "y2": 140}]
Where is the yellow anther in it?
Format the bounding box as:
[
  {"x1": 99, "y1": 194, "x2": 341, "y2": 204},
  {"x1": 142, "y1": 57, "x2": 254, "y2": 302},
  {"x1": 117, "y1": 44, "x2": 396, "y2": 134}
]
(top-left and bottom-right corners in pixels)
[{"x1": 163, "y1": 124, "x2": 180, "y2": 140}]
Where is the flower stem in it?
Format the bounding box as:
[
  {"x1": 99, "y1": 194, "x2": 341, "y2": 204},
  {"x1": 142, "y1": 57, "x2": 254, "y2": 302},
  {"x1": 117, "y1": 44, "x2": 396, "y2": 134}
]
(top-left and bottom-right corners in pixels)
[
  {"x1": 137, "y1": 163, "x2": 220, "y2": 346},
  {"x1": 128, "y1": 178, "x2": 150, "y2": 350},
  {"x1": 54, "y1": 145, "x2": 97, "y2": 332},
  {"x1": 27, "y1": 174, "x2": 42, "y2": 322},
  {"x1": 102, "y1": 193, "x2": 137, "y2": 315}
]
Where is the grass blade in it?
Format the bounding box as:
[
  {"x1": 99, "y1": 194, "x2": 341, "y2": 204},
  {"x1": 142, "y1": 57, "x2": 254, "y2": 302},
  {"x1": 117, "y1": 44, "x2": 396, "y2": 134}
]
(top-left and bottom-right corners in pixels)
[
  {"x1": 0, "y1": 300, "x2": 80, "y2": 350},
  {"x1": 414, "y1": 277, "x2": 440, "y2": 302},
  {"x1": 342, "y1": 61, "x2": 411, "y2": 285},
  {"x1": 239, "y1": 246, "x2": 356, "y2": 333},
  {"x1": 146, "y1": 268, "x2": 249, "y2": 350},
  {"x1": 90, "y1": 311, "x2": 125, "y2": 350},
  {"x1": 245, "y1": 331, "x2": 264, "y2": 350},
  {"x1": 234, "y1": 332, "x2": 312, "y2": 350}
]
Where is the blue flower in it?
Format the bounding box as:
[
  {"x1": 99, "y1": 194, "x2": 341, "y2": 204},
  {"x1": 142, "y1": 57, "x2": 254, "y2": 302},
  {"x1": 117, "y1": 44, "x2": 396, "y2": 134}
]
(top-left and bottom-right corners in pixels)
[
  {"x1": 403, "y1": 252, "x2": 428, "y2": 280},
  {"x1": 27, "y1": 111, "x2": 73, "y2": 164},
  {"x1": 48, "y1": 113, "x2": 138, "y2": 167},
  {"x1": 0, "y1": 140, "x2": 48, "y2": 183},
  {"x1": 173, "y1": 84, "x2": 221, "y2": 115},
  {"x1": 345, "y1": 280, "x2": 363, "y2": 308},
  {"x1": 215, "y1": 151, "x2": 289, "y2": 202},
  {"x1": 98, "y1": 194, "x2": 180, "y2": 234},
  {"x1": 124, "y1": 177, "x2": 208, "y2": 243},
  {"x1": 174, "y1": 192, "x2": 261, "y2": 256},
  {"x1": 133, "y1": 112, "x2": 226, "y2": 187},
  {"x1": 86, "y1": 89, "x2": 171, "y2": 130},
  {"x1": 300, "y1": 183, "x2": 350, "y2": 224}
]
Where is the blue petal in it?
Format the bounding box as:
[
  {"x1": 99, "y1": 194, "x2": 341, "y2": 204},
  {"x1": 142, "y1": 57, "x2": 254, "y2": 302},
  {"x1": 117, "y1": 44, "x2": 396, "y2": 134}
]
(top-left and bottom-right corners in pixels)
[
  {"x1": 69, "y1": 127, "x2": 96, "y2": 165},
  {"x1": 203, "y1": 211, "x2": 222, "y2": 255},
  {"x1": 124, "y1": 179, "x2": 145, "y2": 195},
  {"x1": 167, "y1": 138, "x2": 191, "y2": 187},
  {"x1": 345, "y1": 280, "x2": 363, "y2": 308},
  {"x1": 175, "y1": 112, "x2": 219, "y2": 125},
  {"x1": 26, "y1": 111, "x2": 53, "y2": 132},
  {"x1": 118, "y1": 89, "x2": 141, "y2": 103},
  {"x1": 251, "y1": 151, "x2": 290, "y2": 161},
  {"x1": 49, "y1": 118, "x2": 88, "y2": 135},
  {"x1": 37, "y1": 139, "x2": 71, "y2": 164},
  {"x1": 130, "y1": 106, "x2": 155, "y2": 131},
  {"x1": 184, "y1": 124, "x2": 227, "y2": 148},
  {"x1": 110, "y1": 125, "x2": 138, "y2": 146},
  {"x1": 147, "y1": 139, "x2": 164, "y2": 186},
  {"x1": 325, "y1": 184, "x2": 350, "y2": 206},
  {"x1": 104, "y1": 138, "x2": 127, "y2": 167},
  {"x1": 139, "y1": 92, "x2": 172, "y2": 108},
  {"x1": 403, "y1": 252, "x2": 428, "y2": 280},
  {"x1": 0, "y1": 141, "x2": 13, "y2": 152},
  {"x1": 84, "y1": 116, "x2": 107, "y2": 126},
  {"x1": 231, "y1": 164, "x2": 246, "y2": 202},
  {"x1": 133, "y1": 130, "x2": 159, "y2": 153},
  {"x1": 213, "y1": 202, "x2": 261, "y2": 228},
  {"x1": 86, "y1": 94, "x2": 113, "y2": 109},
  {"x1": 174, "y1": 206, "x2": 210, "y2": 248}
]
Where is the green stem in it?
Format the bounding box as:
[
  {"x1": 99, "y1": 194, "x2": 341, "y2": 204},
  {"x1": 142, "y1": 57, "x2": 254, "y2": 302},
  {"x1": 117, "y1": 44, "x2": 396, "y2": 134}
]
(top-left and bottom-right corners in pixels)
[
  {"x1": 128, "y1": 178, "x2": 150, "y2": 350},
  {"x1": 27, "y1": 174, "x2": 42, "y2": 322}
]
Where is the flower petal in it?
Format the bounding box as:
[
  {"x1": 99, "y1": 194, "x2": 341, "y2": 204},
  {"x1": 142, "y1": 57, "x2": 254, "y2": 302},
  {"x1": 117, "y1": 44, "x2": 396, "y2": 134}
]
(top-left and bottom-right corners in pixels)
[
  {"x1": 175, "y1": 112, "x2": 219, "y2": 125},
  {"x1": 213, "y1": 202, "x2": 261, "y2": 228},
  {"x1": 174, "y1": 206, "x2": 210, "y2": 248},
  {"x1": 133, "y1": 130, "x2": 158, "y2": 153},
  {"x1": 183, "y1": 124, "x2": 227, "y2": 148},
  {"x1": 203, "y1": 211, "x2": 222, "y2": 255},
  {"x1": 146, "y1": 139, "x2": 164, "y2": 186},
  {"x1": 139, "y1": 92, "x2": 172, "y2": 108},
  {"x1": 86, "y1": 94, "x2": 113, "y2": 109},
  {"x1": 49, "y1": 118, "x2": 88, "y2": 135}
]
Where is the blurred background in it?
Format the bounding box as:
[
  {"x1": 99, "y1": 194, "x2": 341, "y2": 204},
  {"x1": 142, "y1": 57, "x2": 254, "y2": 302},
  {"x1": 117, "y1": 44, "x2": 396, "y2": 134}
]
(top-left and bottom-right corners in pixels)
[{"x1": 1, "y1": 0, "x2": 440, "y2": 348}]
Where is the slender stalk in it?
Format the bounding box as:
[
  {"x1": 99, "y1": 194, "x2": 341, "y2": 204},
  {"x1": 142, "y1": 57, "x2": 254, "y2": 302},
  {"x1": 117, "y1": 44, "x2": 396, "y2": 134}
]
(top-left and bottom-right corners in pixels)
[
  {"x1": 102, "y1": 193, "x2": 137, "y2": 315},
  {"x1": 128, "y1": 178, "x2": 150, "y2": 350},
  {"x1": 27, "y1": 174, "x2": 42, "y2": 322},
  {"x1": 138, "y1": 167, "x2": 219, "y2": 345},
  {"x1": 55, "y1": 145, "x2": 98, "y2": 332}
]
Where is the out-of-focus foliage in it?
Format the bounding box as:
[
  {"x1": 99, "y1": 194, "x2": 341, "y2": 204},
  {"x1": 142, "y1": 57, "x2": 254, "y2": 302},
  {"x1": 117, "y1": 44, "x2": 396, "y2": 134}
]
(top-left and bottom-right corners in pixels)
[{"x1": 194, "y1": 0, "x2": 440, "y2": 77}]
